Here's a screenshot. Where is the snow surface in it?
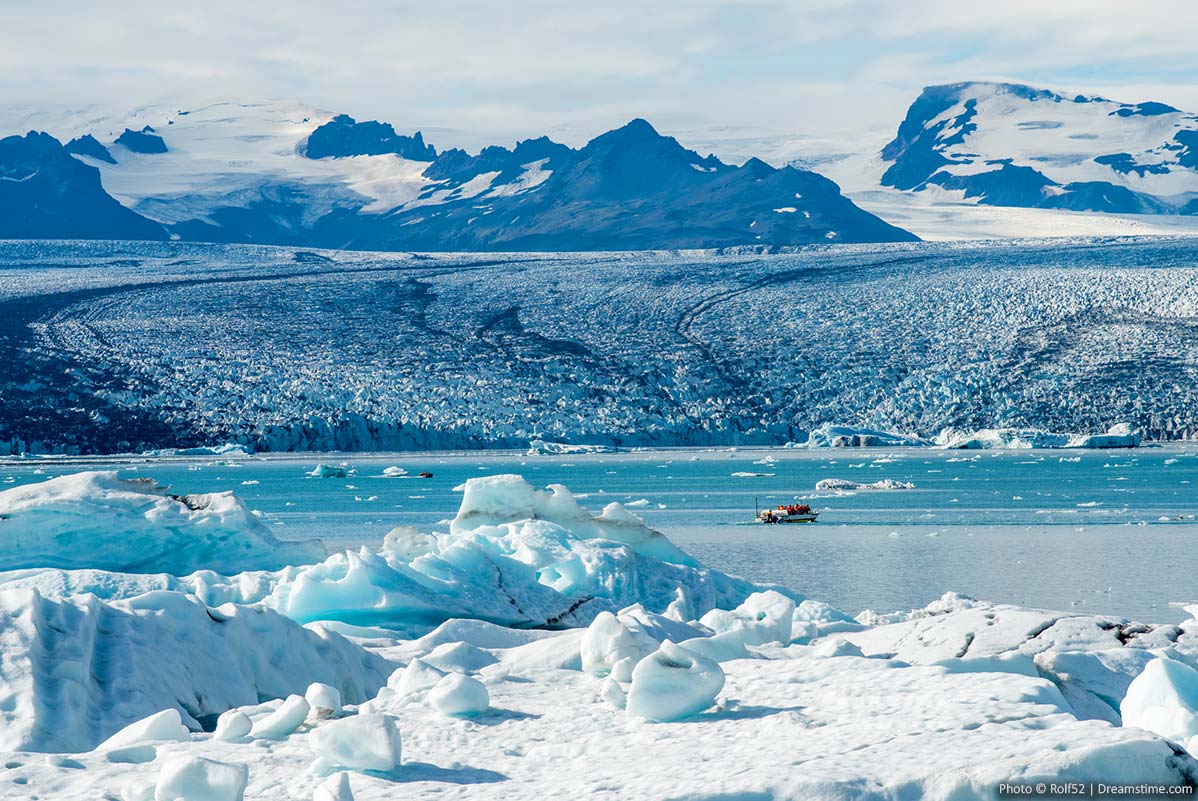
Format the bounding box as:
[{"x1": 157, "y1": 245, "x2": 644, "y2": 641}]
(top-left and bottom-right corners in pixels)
[{"x1": 1, "y1": 474, "x2": 1197, "y2": 797}]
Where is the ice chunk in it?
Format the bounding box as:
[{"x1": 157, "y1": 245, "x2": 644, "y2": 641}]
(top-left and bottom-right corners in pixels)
[
  {"x1": 0, "y1": 471, "x2": 323, "y2": 573},
  {"x1": 699, "y1": 591, "x2": 795, "y2": 646},
  {"x1": 1121, "y1": 658, "x2": 1198, "y2": 743},
  {"x1": 422, "y1": 640, "x2": 498, "y2": 673},
  {"x1": 812, "y1": 637, "x2": 865, "y2": 658},
  {"x1": 313, "y1": 771, "x2": 354, "y2": 801},
  {"x1": 213, "y1": 710, "x2": 252, "y2": 742},
  {"x1": 626, "y1": 640, "x2": 725, "y2": 722},
  {"x1": 382, "y1": 466, "x2": 407, "y2": 477},
  {"x1": 308, "y1": 714, "x2": 403, "y2": 772},
  {"x1": 498, "y1": 630, "x2": 585, "y2": 673},
  {"x1": 249, "y1": 694, "x2": 310, "y2": 740},
  {"x1": 580, "y1": 611, "x2": 658, "y2": 676},
  {"x1": 154, "y1": 755, "x2": 248, "y2": 801},
  {"x1": 97, "y1": 709, "x2": 190, "y2": 751},
  {"x1": 428, "y1": 673, "x2": 490, "y2": 717},
  {"x1": 389, "y1": 658, "x2": 447, "y2": 697},
  {"x1": 305, "y1": 683, "x2": 343, "y2": 720},
  {"x1": 601, "y1": 676, "x2": 627, "y2": 709},
  {"x1": 677, "y1": 630, "x2": 750, "y2": 663}
]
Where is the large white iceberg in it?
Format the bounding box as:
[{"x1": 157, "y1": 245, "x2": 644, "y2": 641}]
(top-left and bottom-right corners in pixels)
[
  {"x1": 0, "y1": 471, "x2": 323, "y2": 574},
  {"x1": 936, "y1": 423, "x2": 1141, "y2": 450}
]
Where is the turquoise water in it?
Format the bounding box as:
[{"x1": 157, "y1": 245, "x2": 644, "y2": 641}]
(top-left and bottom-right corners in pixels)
[{"x1": 3, "y1": 447, "x2": 1197, "y2": 623}]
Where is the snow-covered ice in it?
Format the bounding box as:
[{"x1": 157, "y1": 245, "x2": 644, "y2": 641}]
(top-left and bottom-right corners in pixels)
[{"x1": 0, "y1": 472, "x2": 1196, "y2": 798}]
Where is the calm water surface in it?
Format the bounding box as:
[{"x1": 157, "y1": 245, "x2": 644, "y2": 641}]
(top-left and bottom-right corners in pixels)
[{"x1": 3, "y1": 447, "x2": 1196, "y2": 623}]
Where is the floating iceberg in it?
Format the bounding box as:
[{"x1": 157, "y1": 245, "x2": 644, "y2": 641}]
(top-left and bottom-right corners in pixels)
[
  {"x1": 936, "y1": 424, "x2": 1141, "y2": 449},
  {"x1": 814, "y1": 478, "x2": 916, "y2": 491},
  {"x1": 790, "y1": 424, "x2": 931, "y2": 448},
  {"x1": 307, "y1": 464, "x2": 350, "y2": 478},
  {"x1": 527, "y1": 439, "x2": 616, "y2": 455},
  {"x1": 0, "y1": 471, "x2": 323, "y2": 574}
]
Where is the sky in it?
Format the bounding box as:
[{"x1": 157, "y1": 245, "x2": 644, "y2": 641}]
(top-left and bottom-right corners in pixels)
[{"x1": 4, "y1": 0, "x2": 1198, "y2": 161}]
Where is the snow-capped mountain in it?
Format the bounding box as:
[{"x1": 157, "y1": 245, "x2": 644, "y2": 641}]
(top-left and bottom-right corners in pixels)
[
  {"x1": 882, "y1": 82, "x2": 1198, "y2": 215},
  {"x1": 0, "y1": 101, "x2": 915, "y2": 249}
]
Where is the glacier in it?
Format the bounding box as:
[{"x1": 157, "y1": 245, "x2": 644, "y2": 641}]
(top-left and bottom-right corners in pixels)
[{"x1": 4, "y1": 237, "x2": 1198, "y2": 456}]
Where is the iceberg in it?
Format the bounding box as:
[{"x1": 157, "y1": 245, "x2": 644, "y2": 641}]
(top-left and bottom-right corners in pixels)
[
  {"x1": 0, "y1": 471, "x2": 323, "y2": 574},
  {"x1": 936, "y1": 424, "x2": 1141, "y2": 449},
  {"x1": 527, "y1": 439, "x2": 615, "y2": 455},
  {"x1": 791, "y1": 424, "x2": 931, "y2": 448},
  {"x1": 814, "y1": 478, "x2": 916, "y2": 491}
]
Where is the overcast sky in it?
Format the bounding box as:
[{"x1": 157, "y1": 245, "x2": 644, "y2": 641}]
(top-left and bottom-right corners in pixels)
[{"x1": 4, "y1": 0, "x2": 1198, "y2": 158}]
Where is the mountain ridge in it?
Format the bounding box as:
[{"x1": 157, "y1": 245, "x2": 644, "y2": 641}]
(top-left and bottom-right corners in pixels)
[
  {"x1": 0, "y1": 102, "x2": 916, "y2": 250},
  {"x1": 881, "y1": 80, "x2": 1198, "y2": 215}
]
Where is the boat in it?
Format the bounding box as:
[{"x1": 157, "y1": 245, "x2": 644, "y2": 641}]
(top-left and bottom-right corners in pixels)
[{"x1": 754, "y1": 499, "x2": 818, "y2": 524}]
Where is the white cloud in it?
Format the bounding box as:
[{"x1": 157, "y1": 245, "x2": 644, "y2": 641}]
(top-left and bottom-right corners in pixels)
[{"x1": 1, "y1": 0, "x2": 1197, "y2": 159}]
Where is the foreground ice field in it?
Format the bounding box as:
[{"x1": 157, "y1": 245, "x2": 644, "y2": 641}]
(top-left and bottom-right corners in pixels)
[
  {"x1": 1, "y1": 471, "x2": 1198, "y2": 799},
  {"x1": 3, "y1": 237, "x2": 1198, "y2": 455}
]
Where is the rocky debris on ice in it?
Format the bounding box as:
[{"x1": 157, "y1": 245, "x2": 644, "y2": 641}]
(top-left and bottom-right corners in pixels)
[
  {"x1": 153, "y1": 755, "x2": 248, "y2": 801},
  {"x1": 791, "y1": 424, "x2": 931, "y2": 448},
  {"x1": 814, "y1": 478, "x2": 916, "y2": 491},
  {"x1": 936, "y1": 423, "x2": 1141, "y2": 450},
  {"x1": 625, "y1": 640, "x2": 725, "y2": 721},
  {"x1": 308, "y1": 713, "x2": 402, "y2": 773},
  {"x1": 0, "y1": 471, "x2": 324, "y2": 573},
  {"x1": 0, "y1": 587, "x2": 390, "y2": 752},
  {"x1": 428, "y1": 673, "x2": 490, "y2": 717},
  {"x1": 527, "y1": 439, "x2": 615, "y2": 455}
]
